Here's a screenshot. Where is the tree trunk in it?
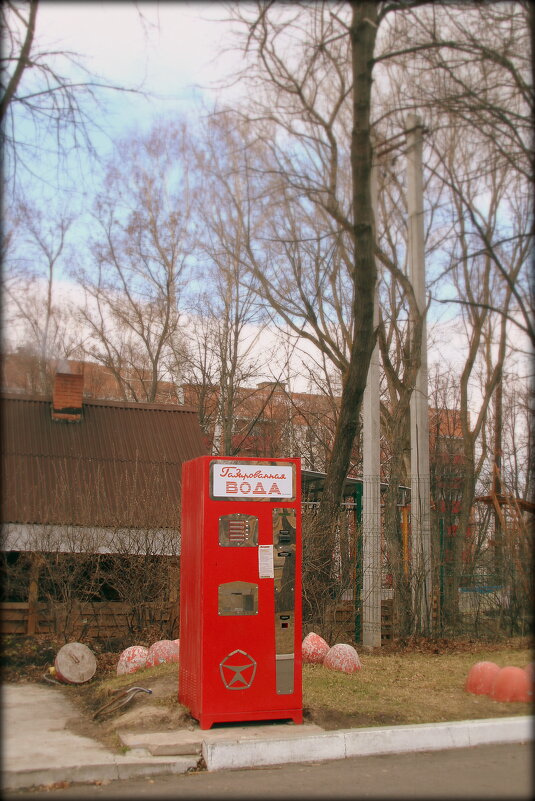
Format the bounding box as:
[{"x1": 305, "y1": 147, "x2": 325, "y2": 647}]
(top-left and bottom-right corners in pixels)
[{"x1": 316, "y1": 2, "x2": 378, "y2": 577}]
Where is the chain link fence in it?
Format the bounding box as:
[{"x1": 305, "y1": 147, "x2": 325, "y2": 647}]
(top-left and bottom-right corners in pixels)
[{"x1": 301, "y1": 478, "x2": 533, "y2": 644}]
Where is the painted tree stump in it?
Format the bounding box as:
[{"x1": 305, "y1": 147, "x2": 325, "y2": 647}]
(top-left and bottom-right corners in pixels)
[
  {"x1": 464, "y1": 661, "x2": 500, "y2": 695},
  {"x1": 116, "y1": 645, "x2": 149, "y2": 676},
  {"x1": 145, "y1": 639, "x2": 180, "y2": 668},
  {"x1": 55, "y1": 642, "x2": 96, "y2": 684},
  {"x1": 323, "y1": 643, "x2": 362, "y2": 673},
  {"x1": 302, "y1": 632, "x2": 330, "y2": 664}
]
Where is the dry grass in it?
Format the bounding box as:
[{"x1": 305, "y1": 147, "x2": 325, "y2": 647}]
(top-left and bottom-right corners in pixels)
[
  {"x1": 303, "y1": 643, "x2": 533, "y2": 728},
  {"x1": 72, "y1": 639, "x2": 533, "y2": 733},
  {"x1": 4, "y1": 635, "x2": 532, "y2": 733}
]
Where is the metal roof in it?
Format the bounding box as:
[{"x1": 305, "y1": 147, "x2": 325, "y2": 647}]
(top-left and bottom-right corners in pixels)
[{"x1": 1, "y1": 394, "x2": 207, "y2": 529}]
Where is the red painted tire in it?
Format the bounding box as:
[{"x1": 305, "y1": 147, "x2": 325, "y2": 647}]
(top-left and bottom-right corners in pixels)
[
  {"x1": 323, "y1": 643, "x2": 362, "y2": 673},
  {"x1": 525, "y1": 664, "x2": 534, "y2": 701},
  {"x1": 302, "y1": 632, "x2": 330, "y2": 664},
  {"x1": 490, "y1": 666, "x2": 530, "y2": 703},
  {"x1": 116, "y1": 645, "x2": 148, "y2": 676},
  {"x1": 464, "y1": 661, "x2": 500, "y2": 695},
  {"x1": 145, "y1": 639, "x2": 180, "y2": 668}
]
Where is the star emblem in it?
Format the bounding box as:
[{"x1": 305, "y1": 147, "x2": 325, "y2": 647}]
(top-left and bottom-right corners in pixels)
[{"x1": 219, "y1": 649, "x2": 257, "y2": 690}]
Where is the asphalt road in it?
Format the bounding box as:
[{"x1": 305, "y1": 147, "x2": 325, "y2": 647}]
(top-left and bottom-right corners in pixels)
[{"x1": 4, "y1": 742, "x2": 533, "y2": 800}]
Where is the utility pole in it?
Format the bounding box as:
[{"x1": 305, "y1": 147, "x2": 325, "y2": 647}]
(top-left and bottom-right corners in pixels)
[
  {"x1": 362, "y1": 164, "x2": 382, "y2": 648},
  {"x1": 406, "y1": 113, "x2": 432, "y2": 633},
  {"x1": 493, "y1": 376, "x2": 504, "y2": 582}
]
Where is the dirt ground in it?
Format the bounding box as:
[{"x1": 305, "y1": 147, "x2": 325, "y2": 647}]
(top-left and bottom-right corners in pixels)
[
  {"x1": 0, "y1": 640, "x2": 196, "y2": 750},
  {"x1": 66, "y1": 671, "x2": 195, "y2": 751},
  {"x1": 306, "y1": 706, "x2": 406, "y2": 730},
  {"x1": 2, "y1": 660, "x2": 404, "y2": 750}
]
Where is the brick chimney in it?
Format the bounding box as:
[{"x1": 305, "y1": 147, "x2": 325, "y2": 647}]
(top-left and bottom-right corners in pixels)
[{"x1": 52, "y1": 361, "x2": 84, "y2": 422}]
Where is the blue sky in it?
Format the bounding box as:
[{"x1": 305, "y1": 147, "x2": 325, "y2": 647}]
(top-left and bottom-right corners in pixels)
[{"x1": 9, "y1": 2, "x2": 242, "y2": 198}]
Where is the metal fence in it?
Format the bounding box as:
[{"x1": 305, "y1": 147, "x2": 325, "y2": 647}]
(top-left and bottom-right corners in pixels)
[{"x1": 301, "y1": 482, "x2": 534, "y2": 643}]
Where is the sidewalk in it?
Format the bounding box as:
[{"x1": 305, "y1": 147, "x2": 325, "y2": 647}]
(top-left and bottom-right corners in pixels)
[{"x1": 2, "y1": 683, "x2": 533, "y2": 792}]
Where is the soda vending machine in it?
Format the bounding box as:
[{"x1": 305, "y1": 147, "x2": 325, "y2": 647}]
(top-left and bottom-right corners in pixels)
[{"x1": 179, "y1": 455, "x2": 302, "y2": 729}]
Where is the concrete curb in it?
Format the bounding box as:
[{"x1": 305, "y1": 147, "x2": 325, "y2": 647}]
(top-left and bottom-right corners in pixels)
[
  {"x1": 3, "y1": 713, "x2": 532, "y2": 789},
  {"x1": 3, "y1": 753, "x2": 199, "y2": 792},
  {"x1": 202, "y1": 715, "x2": 534, "y2": 771},
  {"x1": 119, "y1": 722, "x2": 326, "y2": 756}
]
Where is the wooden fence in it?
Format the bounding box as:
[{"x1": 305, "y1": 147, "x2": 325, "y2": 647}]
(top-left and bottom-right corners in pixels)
[
  {"x1": 0, "y1": 600, "x2": 179, "y2": 641},
  {"x1": 2, "y1": 598, "x2": 393, "y2": 645}
]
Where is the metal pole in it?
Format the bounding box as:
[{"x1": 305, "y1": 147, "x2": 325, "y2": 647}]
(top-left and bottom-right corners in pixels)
[
  {"x1": 406, "y1": 113, "x2": 432, "y2": 634},
  {"x1": 362, "y1": 163, "x2": 382, "y2": 648},
  {"x1": 493, "y1": 377, "x2": 503, "y2": 582}
]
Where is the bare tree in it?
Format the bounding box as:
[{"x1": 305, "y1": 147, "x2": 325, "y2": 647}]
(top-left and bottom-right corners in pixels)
[
  {"x1": 361, "y1": 1, "x2": 531, "y2": 634},
  {"x1": 204, "y1": 7, "x2": 428, "y2": 621},
  {"x1": 188, "y1": 113, "x2": 272, "y2": 454},
  {"x1": 374, "y1": 1, "x2": 533, "y2": 343},
  {"x1": 2, "y1": 199, "x2": 82, "y2": 393},
  {"x1": 76, "y1": 122, "x2": 192, "y2": 403},
  {"x1": 423, "y1": 101, "x2": 530, "y2": 626},
  {"x1": 220, "y1": 2, "x2": 429, "y2": 592},
  {"x1": 500, "y1": 374, "x2": 533, "y2": 505}
]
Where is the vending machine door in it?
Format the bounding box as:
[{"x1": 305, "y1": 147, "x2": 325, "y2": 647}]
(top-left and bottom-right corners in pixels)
[{"x1": 273, "y1": 507, "x2": 297, "y2": 694}]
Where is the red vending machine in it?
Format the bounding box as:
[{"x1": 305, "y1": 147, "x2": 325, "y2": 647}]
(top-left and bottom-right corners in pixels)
[{"x1": 179, "y1": 455, "x2": 302, "y2": 729}]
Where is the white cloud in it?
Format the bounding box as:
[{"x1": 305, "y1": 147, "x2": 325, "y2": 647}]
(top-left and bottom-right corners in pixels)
[
  {"x1": 34, "y1": 2, "x2": 240, "y2": 103},
  {"x1": 7, "y1": 3, "x2": 246, "y2": 199}
]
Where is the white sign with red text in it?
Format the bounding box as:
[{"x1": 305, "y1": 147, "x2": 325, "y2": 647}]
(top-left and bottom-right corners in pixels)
[{"x1": 211, "y1": 462, "x2": 294, "y2": 500}]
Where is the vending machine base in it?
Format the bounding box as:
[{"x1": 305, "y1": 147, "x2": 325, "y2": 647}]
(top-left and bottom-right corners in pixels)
[{"x1": 197, "y1": 708, "x2": 303, "y2": 731}]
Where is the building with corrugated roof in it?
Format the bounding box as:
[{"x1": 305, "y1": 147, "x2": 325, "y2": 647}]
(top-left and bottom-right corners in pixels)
[
  {"x1": 1, "y1": 363, "x2": 207, "y2": 553},
  {"x1": 0, "y1": 362, "x2": 207, "y2": 639}
]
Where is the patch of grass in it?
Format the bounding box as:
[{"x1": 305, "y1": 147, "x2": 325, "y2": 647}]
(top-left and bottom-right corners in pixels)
[
  {"x1": 72, "y1": 640, "x2": 533, "y2": 732},
  {"x1": 8, "y1": 634, "x2": 531, "y2": 732},
  {"x1": 303, "y1": 645, "x2": 533, "y2": 727}
]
